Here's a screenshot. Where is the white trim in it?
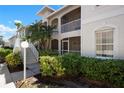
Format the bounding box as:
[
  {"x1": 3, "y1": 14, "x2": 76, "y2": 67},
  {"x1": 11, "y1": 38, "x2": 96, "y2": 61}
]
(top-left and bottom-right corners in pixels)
[
  {"x1": 96, "y1": 56, "x2": 113, "y2": 59},
  {"x1": 81, "y1": 6, "x2": 83, "y2": 56},
  {"x1": 82, "y1": 7, "x2": 124, "y2": 24}
]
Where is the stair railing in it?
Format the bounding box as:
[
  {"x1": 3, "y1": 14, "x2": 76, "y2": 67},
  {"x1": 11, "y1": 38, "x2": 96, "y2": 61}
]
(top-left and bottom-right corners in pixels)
[{"x1": 29, "y1": 43, "x2": 39, "y2": 62}]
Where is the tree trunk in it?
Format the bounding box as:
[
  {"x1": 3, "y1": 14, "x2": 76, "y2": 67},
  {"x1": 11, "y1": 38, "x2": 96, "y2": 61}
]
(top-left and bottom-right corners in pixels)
[{"x1": 47, "y1": 38, "x2": 51, "y2": 50}]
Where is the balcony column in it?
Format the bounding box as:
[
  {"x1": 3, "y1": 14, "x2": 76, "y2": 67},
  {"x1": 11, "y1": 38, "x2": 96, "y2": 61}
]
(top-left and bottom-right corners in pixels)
[
  {"x1": 58, "y1": 17, "x2": 61, "y2": 54},
  {"x1": 81, "y1": 5, "x2": 83, "y2": 56},
  {"x1": 58, "y1": 16, "x2": 61, "y2": 34},
  {"x1": 58, "y1": 39, "x2": 61, "y2": 54}
]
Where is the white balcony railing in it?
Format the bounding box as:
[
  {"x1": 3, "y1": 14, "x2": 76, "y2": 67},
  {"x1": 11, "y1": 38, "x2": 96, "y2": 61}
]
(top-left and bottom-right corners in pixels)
[{"x1": 61, "y1": 19, "x2": 81, "y2": 33}]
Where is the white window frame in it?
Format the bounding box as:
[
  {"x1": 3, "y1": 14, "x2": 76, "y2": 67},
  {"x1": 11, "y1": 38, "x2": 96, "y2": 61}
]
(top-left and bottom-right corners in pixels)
[{"x1": 95, "y1": 28, "x2": 114, "y2": 58}]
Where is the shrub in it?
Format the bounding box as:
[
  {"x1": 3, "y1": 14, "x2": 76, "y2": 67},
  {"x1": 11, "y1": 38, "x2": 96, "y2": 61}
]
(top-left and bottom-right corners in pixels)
[
  {"x1": 5, "y1": 53, "x2": 21, "y2": 68},
  {"x1": 0, "y1": 48, "x2": 12, "y2": 58},
  {"x1": 40, "y1": 50, "x2": 59, "y2": 56},
  {"x1": 61, "y1": 53, "x2": 82, "y2": 76},
  {"x1": 4, "y1": 49, "x2": 13, "y2": 57},
  {"x1": 40, "y1": 56, "x2": 64, "y2": 77},
  {"x1": 80, "y1": 57, "x2": 124, "y2": 87}
]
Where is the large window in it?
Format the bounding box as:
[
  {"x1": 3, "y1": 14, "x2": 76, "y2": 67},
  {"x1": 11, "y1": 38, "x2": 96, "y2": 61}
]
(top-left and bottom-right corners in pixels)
[{"x1": 96, "y1": 29, "x2": 113, "y2": 57}]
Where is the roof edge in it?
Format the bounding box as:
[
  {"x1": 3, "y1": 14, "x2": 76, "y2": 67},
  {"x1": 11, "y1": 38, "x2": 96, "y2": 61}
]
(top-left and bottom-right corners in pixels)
[
  {"x1": 46, "y1": 5, "x2": 68, "y2": 18},
  {"x1": 36, "y1": 6, "x2": 55, "y2": 16}
]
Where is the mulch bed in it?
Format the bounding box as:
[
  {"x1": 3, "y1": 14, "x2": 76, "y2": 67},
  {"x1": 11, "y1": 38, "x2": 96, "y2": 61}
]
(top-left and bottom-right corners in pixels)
[
  {"x1": 7, "y1": 64, "x2": 23, "y2": 73},
  {"x1": 7, "y1": 63, "x2": 28, "y2": 73},
  {"x1": 0, "y1": 56, "x2": 5, "y2": 63},
  {"x1": 15, "y1": 74, "x2": 113, "y2": 88},
  {"x1": 78, "y1": 77, "x2": 112, "y2": 88}
]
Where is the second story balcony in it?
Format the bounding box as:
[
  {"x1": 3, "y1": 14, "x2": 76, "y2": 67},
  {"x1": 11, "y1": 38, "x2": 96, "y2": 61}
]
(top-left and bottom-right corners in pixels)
[
  {"x1": 61, "y1": 7, "x2": 81, "y2": 33},
  {"x1": 61, "y1": 19, "x2": 81, "y2": 33},
  {"x1": 50, "y1": 6, "x2": 81, "y2": 34}
]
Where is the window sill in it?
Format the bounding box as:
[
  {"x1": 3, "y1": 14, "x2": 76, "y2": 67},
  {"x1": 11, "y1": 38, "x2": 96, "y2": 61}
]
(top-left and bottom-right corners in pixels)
[{"x1": 96, "y1": 56, "x2": 113, "y2": 60}]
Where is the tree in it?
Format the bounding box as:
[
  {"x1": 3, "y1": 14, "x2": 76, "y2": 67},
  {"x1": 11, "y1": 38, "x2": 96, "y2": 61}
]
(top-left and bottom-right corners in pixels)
[
  {"x1": 27, "y1": 21, "x2": 55, "y2": 51},
  {"x1": 14, "y1": 22, "x2": 23, "y2": 29},
  {"x1": 42, "y1": 25, "x2": 56, "y2": 49}
]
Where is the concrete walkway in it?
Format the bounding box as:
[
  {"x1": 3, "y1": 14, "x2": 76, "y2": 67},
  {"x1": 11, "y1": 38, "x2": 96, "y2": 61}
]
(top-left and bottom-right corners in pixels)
[
  {"x1": 11, "y1": 63, "x2": 40, "y2": 82},
  {"x1": 0, "y1": 63, "x2": 40, "y2": 88},
  {"x1": 0, "y1": 63, "x2": 16, "y2": 88}
]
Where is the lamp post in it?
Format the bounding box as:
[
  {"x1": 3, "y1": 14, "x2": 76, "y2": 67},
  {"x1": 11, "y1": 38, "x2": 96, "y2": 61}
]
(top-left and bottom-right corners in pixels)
[{"x1": 21, "y1": 41, "x2": 29, "y2": 80}]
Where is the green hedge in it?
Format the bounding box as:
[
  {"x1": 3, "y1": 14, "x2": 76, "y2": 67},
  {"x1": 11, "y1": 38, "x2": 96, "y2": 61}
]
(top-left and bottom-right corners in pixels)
[
  {"x1": 39, "y1": 50, "x2": 59, "y2": 56},
  {"x1": 61, "y1": 53, "x2": 81, "y2": 76},
  {"x1": 40, "y1": 56, "x2": 64, "y2": 77},
  {"x1": 39, "y1": 53, "x2": 124, "y2": 87},
  {"x1": 5, "y1": 53, "x2": 21, "y2": 68},
  {"x1": 80, "y1": 57, "x2": 124, "y2": 87}
]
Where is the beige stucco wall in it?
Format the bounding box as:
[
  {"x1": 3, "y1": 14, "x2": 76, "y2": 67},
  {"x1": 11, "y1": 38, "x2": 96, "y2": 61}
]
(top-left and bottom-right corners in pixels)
[{"x1": 81, "y1": 10, "x2": 124, "y2": 59}]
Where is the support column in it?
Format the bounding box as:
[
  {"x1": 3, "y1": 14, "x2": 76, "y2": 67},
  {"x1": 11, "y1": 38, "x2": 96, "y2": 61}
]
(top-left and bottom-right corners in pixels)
[
  {"x1": 58, "y1": 17, "x2": 61, "y2": 54},
  {"x1": 58, "y1": 39, "x2": 61, "y2": 54},
  {"x1": 68, "y1": 38, "x2": 69, "y2": 53}
]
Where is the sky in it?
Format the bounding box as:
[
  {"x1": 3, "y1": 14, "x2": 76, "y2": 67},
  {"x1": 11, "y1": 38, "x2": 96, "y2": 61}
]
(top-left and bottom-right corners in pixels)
[{"x1": 0, "y1": 5, "x2": 63, "y2": 42}]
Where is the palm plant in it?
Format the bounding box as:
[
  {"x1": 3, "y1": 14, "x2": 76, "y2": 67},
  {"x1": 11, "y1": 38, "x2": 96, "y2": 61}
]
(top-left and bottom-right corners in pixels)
[
  {"x1": 14, "y1": 22, "x2": 23, "y2": 29},
  {"x1": 42, "y1": 25, "x2": 56, "y2": 49},
  {"x1": 28, "y1": 20, "x2": 55, "y2": 51},
  {"x1": 27, "y1": 21, "x2": 43, "y2": 50}
]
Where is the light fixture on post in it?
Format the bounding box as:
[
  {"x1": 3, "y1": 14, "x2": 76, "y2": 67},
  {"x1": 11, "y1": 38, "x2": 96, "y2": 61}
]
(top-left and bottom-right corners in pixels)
[{"x1": 21, "y1": 40, "x2": 29, "y2": 80}]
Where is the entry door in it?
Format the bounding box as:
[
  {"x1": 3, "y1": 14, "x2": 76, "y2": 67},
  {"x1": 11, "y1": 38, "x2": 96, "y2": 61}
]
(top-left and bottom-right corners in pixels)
[{"x1": 62, "y1": 40, "x2": 69, "y2": 54}]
